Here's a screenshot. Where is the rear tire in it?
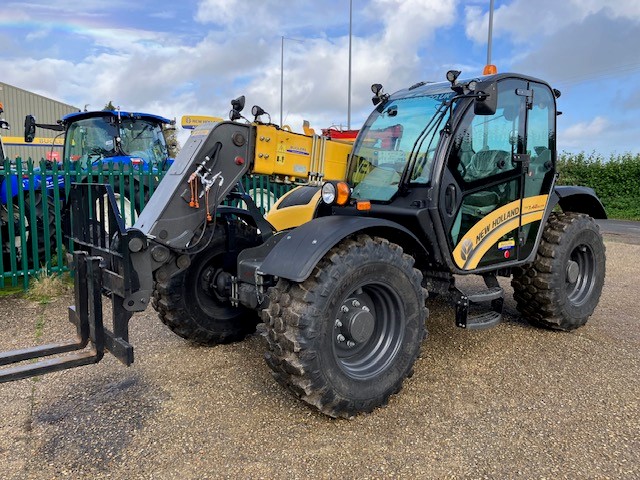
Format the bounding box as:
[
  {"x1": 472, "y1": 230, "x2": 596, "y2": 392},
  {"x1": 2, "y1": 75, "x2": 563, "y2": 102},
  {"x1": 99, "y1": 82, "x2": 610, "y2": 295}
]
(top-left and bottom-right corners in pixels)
[
  {"x1": 89, "y1": 177, "x2": 148, "y2": 231},
  {"x1": 152, "y1": 221, "x2": 261, "y2": 345},
  {"x1": 1, "y1": 192, "x2": 56, "y2": 270},
  {"x1": 262, "y1": 235, "x2": 428, "y2": 418},
  {"x1": 29, "y1": 192, "x2": 58, "y2": 266},
  {"x1": 111, "y1": 178, "x2": 148, "y2": 227},
  {"x1": 1, "y1": 199, "x2": 25, "y2": 269},
  {"x1": 512, "y1": 212, "x2": 605, "y2": 331}
]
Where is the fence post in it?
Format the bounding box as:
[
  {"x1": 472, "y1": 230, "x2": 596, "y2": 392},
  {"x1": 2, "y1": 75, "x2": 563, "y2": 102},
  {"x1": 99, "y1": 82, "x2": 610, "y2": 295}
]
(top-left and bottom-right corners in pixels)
[{"x1": 16, "y1": 160, "x2": 30, "y2": 289}]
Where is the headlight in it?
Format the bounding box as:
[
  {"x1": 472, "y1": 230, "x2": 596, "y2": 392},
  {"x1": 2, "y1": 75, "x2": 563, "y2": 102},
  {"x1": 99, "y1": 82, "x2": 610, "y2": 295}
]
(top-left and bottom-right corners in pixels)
[
  {"x1": 321, "y1": 182, "x2": 336, "y2": 204},
  {"x1": 321, "y1": 181, "x2": 351, "y2": 206}
]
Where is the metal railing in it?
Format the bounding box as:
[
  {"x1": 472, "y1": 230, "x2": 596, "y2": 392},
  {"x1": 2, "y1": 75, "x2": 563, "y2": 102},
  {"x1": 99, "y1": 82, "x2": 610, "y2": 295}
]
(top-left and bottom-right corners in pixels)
[{"x1": 0, "y1": 158, "x2": 293, "y2": 289}]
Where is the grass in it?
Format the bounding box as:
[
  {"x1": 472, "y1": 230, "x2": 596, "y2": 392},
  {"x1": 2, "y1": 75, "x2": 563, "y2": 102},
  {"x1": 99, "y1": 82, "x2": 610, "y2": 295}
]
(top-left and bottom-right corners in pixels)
[
  {"x1": 0, "y1": 284, "x2": 23, "y2": 297},
  {"x1": 24, "y1": 269, "x2": 70, "y2": 304}
]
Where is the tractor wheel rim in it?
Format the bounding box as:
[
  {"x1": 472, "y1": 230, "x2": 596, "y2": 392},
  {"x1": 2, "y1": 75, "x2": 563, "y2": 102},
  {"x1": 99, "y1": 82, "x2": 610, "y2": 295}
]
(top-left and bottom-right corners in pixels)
[
  {"x1": 566, "y1": 243, "x2": 596, "y2": 306},
  {"x1": 333, "y1": 283, "x2": 405, "y2": 381},
  {"x1": 112, "y1": 193, "x2": 136, "y2": 228},
  {"x1": 98, "y1": 193, "x2": 136, "y2": 234}
]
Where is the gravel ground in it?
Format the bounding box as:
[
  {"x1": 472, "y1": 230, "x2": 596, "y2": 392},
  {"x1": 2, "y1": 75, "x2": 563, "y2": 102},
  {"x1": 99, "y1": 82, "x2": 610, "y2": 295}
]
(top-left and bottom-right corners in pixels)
[{"x1": 0, "y1": 235, "x2": 638, "y2": 479}]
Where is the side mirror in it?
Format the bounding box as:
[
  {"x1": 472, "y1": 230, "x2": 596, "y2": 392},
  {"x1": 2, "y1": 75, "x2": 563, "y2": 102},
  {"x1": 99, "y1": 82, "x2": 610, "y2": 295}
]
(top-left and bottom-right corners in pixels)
[
  {"x1": 24, "y1": 115, "x2": 37, "y2": 143},
  {"x1": 473, "y1": 81, "x2": 498, "y2": 116}
]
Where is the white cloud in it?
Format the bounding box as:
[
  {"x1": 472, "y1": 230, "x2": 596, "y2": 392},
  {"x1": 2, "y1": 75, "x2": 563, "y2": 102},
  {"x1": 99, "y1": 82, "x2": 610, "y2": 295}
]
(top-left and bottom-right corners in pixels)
[
  {"x1": 0, "y1": 0, "x2": 463, "y2": 134},
  {"x1": 562, "y1": 116, "x2": 610, "y2": 148},
  {"x1": 5, "y1": 0, "x2": 640, "y2": 154},
  {"x1": 511, "y1": 13, "x2": 640, "y2": 87},
  {"x1": 374, "y1": 0, "x2": 457, "y2": 49},
  {"x1": 187, "y1": 0, "x2": 461, "y2": 130},
  {"x1": 195, "y1": 0, "x2": 246, "y2": 25},
  {"x1": 464, "y1": 0, "x2": 640, "y2": 45}
]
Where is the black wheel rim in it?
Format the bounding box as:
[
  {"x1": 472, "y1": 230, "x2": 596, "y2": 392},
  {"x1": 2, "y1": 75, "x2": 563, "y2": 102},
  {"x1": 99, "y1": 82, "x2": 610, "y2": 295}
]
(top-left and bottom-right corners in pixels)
[
  {"x1": 332, "y1": 282, "x2": 405, "y2": 381},
  {"x1": 566, "y1": 243, "x2": 597, "y2": 306},
  {"x1": 192, "y1": 250, "x2": 239, "y2": 320}
]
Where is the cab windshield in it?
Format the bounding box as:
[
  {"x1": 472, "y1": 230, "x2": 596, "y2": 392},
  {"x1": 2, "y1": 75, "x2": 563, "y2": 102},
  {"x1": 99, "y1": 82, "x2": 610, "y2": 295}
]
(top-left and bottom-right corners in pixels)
[
  {"x1": 64, "y1": 116, "x2": 169, "y2": 166},
  {"x1": 119, "y1": 118, "x2": 169, "y2": 165},
  {"x1": 65, "y1": 117, "x2": 118, "y2": 164},
  {"x1": 348, "y1": 92, "x2": 453, "y2": 201}
]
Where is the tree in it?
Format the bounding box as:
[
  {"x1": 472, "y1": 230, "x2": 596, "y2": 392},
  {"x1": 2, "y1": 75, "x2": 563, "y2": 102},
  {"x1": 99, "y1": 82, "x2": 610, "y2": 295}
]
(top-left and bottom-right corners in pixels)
[
  {"x1": 103, "y1": 101, "x2": 116, "y2": 111},
  {"x1": 163, "y1": 124, "x2": 180, "y2": 158}
]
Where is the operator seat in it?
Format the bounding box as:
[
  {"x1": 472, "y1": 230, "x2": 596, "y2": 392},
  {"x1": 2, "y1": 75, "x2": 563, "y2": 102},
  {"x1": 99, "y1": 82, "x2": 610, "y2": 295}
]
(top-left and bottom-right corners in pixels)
[
  {"x1": 458, "y1": 133, "x2": 474, "y2": 168},
  {"x1": 461, "y1": 149, "x2": 510, "y2": 216}
]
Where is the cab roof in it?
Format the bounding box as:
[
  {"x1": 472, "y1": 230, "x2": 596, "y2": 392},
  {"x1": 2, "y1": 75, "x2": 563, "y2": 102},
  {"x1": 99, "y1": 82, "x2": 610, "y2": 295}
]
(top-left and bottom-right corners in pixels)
[
  {"x1": 390, "y1": 72, "x2": 552, "y2": 100},
  {"x1": 62, "y1": 110, "x2": 172, "y2": 125}
]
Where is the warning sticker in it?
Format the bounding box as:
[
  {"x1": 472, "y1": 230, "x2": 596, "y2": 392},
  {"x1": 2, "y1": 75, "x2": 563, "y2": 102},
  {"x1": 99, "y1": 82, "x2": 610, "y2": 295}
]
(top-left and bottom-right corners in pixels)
[{"x1": 498, "y1": 239, "x2": 516, "y2": 250}]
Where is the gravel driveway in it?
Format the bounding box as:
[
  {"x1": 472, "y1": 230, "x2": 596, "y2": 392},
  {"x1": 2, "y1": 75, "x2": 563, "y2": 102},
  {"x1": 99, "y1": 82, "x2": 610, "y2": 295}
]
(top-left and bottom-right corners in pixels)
[{"x1": 0, "y1": 234, "x2": 638, "y2": 479}]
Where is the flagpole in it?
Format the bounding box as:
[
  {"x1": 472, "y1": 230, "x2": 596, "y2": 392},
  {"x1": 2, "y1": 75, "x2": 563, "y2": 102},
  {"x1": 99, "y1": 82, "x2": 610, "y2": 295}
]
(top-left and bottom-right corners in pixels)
[{"x1": 487, "y1": 0, "x2": 495, "y2": 66}]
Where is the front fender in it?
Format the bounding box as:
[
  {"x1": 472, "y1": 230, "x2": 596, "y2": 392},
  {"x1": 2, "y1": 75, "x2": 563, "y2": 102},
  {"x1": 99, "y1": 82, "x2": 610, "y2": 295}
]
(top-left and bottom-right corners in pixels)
[
  {"x1": 265, "y1": 185, "x2": 322, "y2": 231},
  {"x1": 552, "y1": 185, "x2": 607, "y2": 219},
  {"x1": 259, "y1": 215, "x2": 427, "y2": 283},
  {"x1": 0, "y1": 175, "x2": 19, "y2": 204}
]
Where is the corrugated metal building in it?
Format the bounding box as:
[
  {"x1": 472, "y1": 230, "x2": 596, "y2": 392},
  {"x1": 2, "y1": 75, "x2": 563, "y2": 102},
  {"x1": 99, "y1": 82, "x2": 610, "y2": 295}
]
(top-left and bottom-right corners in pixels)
[{"x1": 0, "y1": 82, "x2": 79, "y2": 162}]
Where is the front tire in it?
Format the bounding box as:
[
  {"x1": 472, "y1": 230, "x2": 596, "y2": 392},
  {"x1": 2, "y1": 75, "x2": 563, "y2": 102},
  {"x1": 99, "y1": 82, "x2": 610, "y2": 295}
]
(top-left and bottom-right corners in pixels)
[
  {"x1": 512, "y1": 212, "x2": 606, "y2": 331},
  {"x1": 152, "y1": 221, "x2": 261, "y2": 345},
  {"x1": 262, "y1": 235, "x2": 428, "y2": 418}
]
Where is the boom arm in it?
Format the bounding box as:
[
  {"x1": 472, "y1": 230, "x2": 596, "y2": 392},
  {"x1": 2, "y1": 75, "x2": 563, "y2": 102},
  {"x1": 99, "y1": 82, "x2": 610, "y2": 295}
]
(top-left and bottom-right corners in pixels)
[{"x1": 135, "y1": 121, "x2": 352, "y2": 249}]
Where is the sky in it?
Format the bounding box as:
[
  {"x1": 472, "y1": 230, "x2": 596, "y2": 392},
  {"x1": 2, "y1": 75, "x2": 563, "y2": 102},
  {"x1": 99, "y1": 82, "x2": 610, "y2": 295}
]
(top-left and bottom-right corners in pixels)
[{"x1": 1, "y1": 0, "x2": 640, "y2": 154}]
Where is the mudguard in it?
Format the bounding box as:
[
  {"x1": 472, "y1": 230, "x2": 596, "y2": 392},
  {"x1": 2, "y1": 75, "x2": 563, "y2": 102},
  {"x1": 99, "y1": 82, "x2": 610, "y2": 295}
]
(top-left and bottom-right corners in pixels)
[
  {"x1": 0, "y1": 174, "x2": 46, "y2": 204},
  {"x1": 0, "y1": 175, "x2": 19, "y2": 204},
  {"x1": 259, "y1": 215, "x2": 427, "y2": 283},
  {"x1": 552, "y1": 185, "x2": 607, "y2": 219}
]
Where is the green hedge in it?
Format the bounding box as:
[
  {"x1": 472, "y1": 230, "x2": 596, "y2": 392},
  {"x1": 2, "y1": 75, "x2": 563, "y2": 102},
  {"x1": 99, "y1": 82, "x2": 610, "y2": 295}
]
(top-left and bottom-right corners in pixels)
[{"x1": 557, "y1": 152, "x2": 640, "y2": 220}]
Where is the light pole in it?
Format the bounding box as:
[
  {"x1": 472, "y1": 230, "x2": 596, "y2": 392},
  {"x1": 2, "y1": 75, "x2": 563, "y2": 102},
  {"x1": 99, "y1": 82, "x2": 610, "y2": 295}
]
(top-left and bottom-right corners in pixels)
[
  {"x1": 347, "y1": 0, "x2": 353, "y2": 130},
  {"x1": 280, "y1": 36, "x2": 304, "y2": 127},
  {"x1": 483, "y1": 0, "x2": 497, "y2": 74},
  {"x1": 487, "y1": 0, "x2": 495, "y2": 66}
]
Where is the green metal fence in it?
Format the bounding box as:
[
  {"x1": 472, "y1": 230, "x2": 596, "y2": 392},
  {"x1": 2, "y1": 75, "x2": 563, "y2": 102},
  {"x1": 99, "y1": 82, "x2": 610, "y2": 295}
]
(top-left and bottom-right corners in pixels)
[{"x1": 1, "y1": 158, "x2": 293, "y2": 290}]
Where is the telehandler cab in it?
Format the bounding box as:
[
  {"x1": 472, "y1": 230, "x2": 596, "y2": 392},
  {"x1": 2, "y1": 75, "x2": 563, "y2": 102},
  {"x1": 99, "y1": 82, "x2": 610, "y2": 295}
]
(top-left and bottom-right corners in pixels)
[{"x1": 0, "y1": 71, "x2": 606, "y2": 418}]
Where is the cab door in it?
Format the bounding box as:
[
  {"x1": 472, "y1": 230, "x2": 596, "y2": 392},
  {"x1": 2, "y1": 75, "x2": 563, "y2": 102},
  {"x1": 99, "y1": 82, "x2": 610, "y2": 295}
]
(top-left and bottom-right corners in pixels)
[
  {"x1": 517, "y1": 82, "x2": 557, "y2": 260},
  {"x1": 440, "y1": 78, "x2": 531, "y2": 271}
]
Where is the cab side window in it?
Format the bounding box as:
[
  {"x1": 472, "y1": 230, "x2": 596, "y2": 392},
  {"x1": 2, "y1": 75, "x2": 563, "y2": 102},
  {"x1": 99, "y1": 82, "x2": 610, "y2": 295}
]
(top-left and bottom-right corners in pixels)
[
  {"x1": 454, "y1": 80, "x2": 524, "y2": 183},
  {"x1": 524, "y1": 85, "x2": 555, "y2": 198}
]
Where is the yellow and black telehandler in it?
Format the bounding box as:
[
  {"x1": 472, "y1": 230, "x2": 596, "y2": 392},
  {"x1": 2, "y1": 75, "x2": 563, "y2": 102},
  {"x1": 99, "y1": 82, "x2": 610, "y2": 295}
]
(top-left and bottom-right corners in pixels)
[{"x1": 0, "y1": 71, "x2": 606, "y2": 418}]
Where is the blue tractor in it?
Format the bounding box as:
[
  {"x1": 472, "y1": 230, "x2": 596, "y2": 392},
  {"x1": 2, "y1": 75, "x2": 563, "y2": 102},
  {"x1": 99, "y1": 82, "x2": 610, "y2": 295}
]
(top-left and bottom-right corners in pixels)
[{"x1": 1, "y1": 108, "x2": 174, "y2": 270}]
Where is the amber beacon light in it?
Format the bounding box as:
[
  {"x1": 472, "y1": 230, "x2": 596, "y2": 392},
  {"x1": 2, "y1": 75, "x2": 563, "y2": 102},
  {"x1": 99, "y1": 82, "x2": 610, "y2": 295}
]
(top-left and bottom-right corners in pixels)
[{"x1": 483, "y1": 64, "x2": 497, "y2": 75}]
